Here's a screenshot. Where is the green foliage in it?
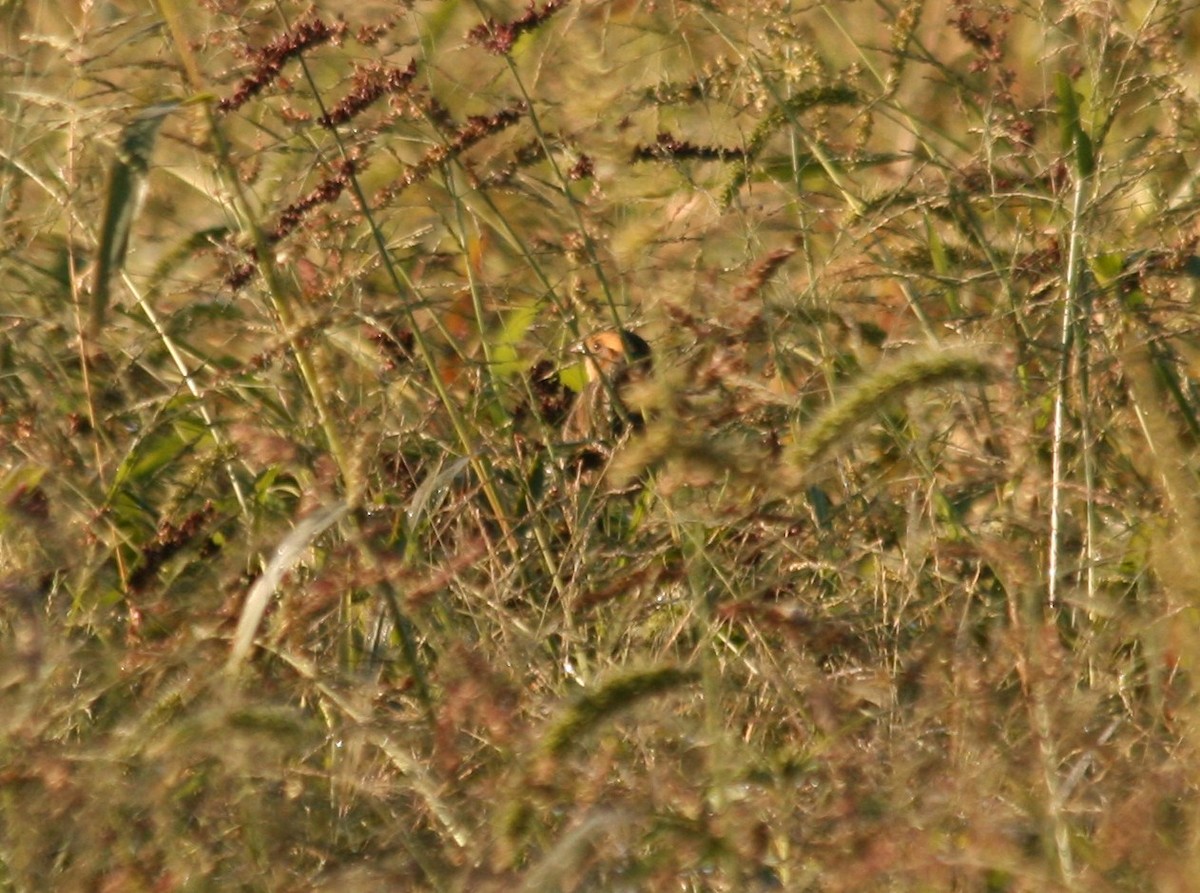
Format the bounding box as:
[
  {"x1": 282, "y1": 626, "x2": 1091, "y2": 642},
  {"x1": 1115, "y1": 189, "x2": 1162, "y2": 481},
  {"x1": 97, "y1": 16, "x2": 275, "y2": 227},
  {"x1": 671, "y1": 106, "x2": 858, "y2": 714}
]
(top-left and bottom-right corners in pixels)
[
  {"x1": 4, "y1": 0, "x2": 1200, "y2": 890},
  {"x1": 89, "y1": 101, "x2": 187, "y2": 337},
  {"x1": 1055, "y1": 73, "x2": 1096, "y2": 178}
]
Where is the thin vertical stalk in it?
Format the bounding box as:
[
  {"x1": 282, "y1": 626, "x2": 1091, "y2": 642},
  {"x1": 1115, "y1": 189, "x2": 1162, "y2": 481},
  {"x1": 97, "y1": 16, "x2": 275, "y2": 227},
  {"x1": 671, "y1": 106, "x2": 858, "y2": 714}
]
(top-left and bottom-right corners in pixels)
[
  {"x1": 1048, "y1": 173, "x2": 1091, "y2": 607},
  {"x1": 156, "y1": 0, "x2": 358, "y2": 502}
]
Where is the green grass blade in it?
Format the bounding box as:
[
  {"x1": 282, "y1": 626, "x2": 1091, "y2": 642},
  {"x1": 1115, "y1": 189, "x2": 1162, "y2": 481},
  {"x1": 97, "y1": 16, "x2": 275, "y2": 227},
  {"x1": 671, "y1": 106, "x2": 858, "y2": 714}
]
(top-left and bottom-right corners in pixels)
[{"x1": 89, "y1": 102, "x2": 181, "y2": 337}]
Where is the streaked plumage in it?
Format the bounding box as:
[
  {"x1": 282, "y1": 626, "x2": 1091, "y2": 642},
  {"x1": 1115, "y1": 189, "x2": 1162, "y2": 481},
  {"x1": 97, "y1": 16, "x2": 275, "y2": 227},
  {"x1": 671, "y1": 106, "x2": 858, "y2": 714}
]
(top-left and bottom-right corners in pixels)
[{"x1": 563, "y1": 328, "x2": 652, "y2": 442}]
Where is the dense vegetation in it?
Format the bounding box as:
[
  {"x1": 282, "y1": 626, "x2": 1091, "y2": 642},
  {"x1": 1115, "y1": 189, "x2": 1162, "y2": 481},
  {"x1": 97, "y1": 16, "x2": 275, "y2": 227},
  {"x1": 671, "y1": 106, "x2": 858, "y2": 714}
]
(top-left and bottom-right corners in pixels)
[{"x1": 4, "y1": 0, "x2": 1200, "y2": 889}]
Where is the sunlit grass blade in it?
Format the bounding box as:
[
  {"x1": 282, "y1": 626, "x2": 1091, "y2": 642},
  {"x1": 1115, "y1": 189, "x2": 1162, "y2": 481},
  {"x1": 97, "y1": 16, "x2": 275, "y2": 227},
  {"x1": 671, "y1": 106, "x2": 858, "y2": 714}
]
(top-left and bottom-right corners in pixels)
[
  {"x1": 227, "y1": 500, "x2": 350, "y2": 671},
  {"x1": 1055, "y1": 72, "x2": 1095, "y2": 178},
  {"x1": 88, "y1": 101, "x2": 182, "y2": 338}
]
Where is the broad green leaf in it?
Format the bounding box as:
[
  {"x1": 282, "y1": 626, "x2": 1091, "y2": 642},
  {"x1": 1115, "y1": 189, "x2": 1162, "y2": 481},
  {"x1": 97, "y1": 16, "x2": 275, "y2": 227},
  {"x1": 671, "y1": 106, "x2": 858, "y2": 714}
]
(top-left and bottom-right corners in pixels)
[
  {"x1": 558, "y1": 363, "x2": 587, "y2": 393},
  {"x1": 1089, "y1": 252, "x2": 1126, "y2": 286},
  {"x1": 1055, "y1": 73, "x2": 1095, "y2": 177},
  {"x1": 491, "y1": 300, "x2": 541, "y2": 378},
  {"x1": 111, "y1": 406, "x2": 208, "y2": 493}
]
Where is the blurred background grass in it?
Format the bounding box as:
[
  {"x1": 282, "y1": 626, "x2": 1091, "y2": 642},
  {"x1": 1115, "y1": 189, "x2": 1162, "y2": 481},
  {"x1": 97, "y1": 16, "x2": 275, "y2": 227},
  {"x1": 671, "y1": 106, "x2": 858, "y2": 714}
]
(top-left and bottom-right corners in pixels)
[{"x1": 4, "y1": 0, "x2": 1200, "y2": 889}]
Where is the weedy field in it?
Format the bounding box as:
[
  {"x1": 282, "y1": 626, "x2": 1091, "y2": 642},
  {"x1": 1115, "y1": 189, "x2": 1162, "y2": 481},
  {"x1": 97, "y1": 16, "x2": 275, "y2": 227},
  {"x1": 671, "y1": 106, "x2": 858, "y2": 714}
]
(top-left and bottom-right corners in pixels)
[{"x1": 4, "y1": 0, "x2": 1200, "y2": 889}]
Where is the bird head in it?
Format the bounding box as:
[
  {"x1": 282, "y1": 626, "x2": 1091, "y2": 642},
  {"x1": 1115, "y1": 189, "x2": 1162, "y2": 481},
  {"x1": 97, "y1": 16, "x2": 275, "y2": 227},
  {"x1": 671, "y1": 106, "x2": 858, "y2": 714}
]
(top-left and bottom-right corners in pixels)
[{"x1": 574, "y1": 328, "x2": 652, "y2": 381}]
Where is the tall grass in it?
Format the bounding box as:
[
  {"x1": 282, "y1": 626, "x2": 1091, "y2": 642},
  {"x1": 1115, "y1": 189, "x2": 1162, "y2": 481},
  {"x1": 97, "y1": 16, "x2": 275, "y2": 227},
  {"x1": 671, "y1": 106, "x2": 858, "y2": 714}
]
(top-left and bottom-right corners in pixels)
[{"x1": 3, "y1": 0, "x2": 1200, "y2": 889}]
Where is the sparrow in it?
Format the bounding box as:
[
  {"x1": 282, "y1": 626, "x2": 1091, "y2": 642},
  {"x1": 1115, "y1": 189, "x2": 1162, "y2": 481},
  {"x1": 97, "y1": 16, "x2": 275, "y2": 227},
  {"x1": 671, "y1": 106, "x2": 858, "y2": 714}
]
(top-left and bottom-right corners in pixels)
[{"x1": 563, "y1": 328, "x2": 652, "y2": 443}]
